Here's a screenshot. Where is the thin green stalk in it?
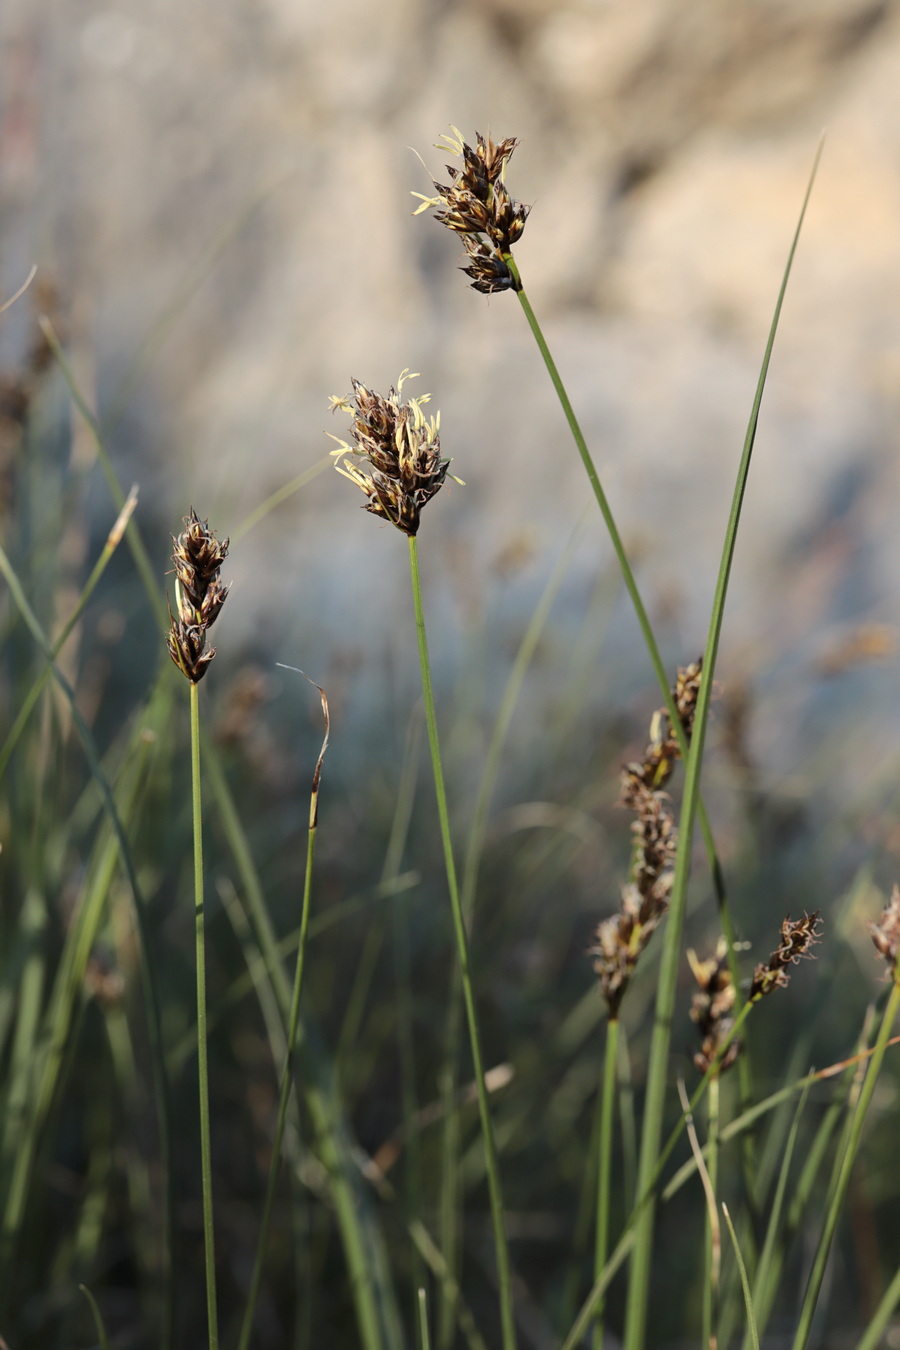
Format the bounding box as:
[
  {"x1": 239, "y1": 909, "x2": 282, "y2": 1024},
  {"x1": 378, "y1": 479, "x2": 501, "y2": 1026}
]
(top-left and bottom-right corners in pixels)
[
  {"x1": 237, "y1": 679, "x2": 328, "y2": 1350},
  {"x1": 439, "y1": 526, "x2": 580, "y2": 1348},
  {"x1": 0, "y1": 552, "x2": 174, "y2": 1348},
  {"x1": 791, "y1": 979, "x2": 900, "y2": 1350},
  {"x1": 231, "y1": 457, "x2": 332, "y2": 541},
  {"x1": 743, "y1": 1084, "x2": 811, "y2": 1350},
  {"x1": 593, "y1": 1015, "x2": 619, "y2": 1350},
  {"x1": 418, "y1": 1287, "x2": 432, "y2": 1350},
  {"x1": 622, "y1": 143, "x2": 822, "y2": 1350},
  {"x1": 560, "y1": 1057, "x2": 605, "y2": 1330},
  {"x1": 721, "y1": 1205, "x2": 758, "y2": 1350},
  {"x1": 209, "y1": 752, "x2": 400, "y2": 1350},
  {"x1": 855, "y1": 1240, "x2": 900, "y2": 1350},
  {"x1": 384, "y1": 715, "x2": 427, "y2": 1311},
  {"x1": 562, "y1": 993, "x2": 788, "y2": 1350},
  {"x1": 190, "y1": 681, "x2": 219, "y2": 1350},
  {"x1": 505, "y1": 258, "x2": 729, "y2": 897},
  {"x1": 407, "y1": 534, "x2": 516, "y2": 1350},
  {"x1": 0, "y1": 488, "x2": 139, "y2": 783},
  {"x1": 238, "y1": 824, "x2": 317, "y2": 1350},
  {"x1": 79, "y1": 1284, "x2": 112, "y2": 1350},
  {"x1": 504, "y1": 250, "x2": 755, "y2": 1147},
  {"x1": 702, "y1": 1076, "x2": 720, "y2": 1350}
]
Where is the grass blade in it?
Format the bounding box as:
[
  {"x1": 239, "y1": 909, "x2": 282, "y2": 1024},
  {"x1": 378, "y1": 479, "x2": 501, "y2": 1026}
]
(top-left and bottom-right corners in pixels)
[
  {"x1": 78, "y1": 1283, "x2": 112, "y2": 1350},
  {"x1": 622, "y1": 137, "x2": 824, "y2": 1350},
  {"x1": 722, "y1": 1204, "x2": 758, "y2": 1350}
]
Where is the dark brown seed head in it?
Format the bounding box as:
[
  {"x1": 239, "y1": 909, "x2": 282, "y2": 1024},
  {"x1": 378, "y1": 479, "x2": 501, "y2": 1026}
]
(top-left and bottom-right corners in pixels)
[
  {"x1": 329, "y1": 372, "x2": 457, "y2": 536},
  {"x1": 591, "y1": 658, "x2": 701, "y2": 1015},
  {"x1": 166, "y1": 509, "x2": 229, "y2": 683},
  {"x1": 749, "y1": 911, "x2": 821, "y2": 1002},
  {"x1": 688, "y1": 942, "x2": 741, "y2": 1075},
  {"x1": 412, "y1": 127, "x2": 530, "y2": 294}
]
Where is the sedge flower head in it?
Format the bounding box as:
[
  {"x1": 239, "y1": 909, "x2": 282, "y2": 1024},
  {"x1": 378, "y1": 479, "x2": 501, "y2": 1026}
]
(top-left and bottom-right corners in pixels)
[
  {"x1": 412, "y1": 127, "x2": 530, "y2": 295},
  {"x1": 166, "y1": 509, "x2": 230, "y2": 683},
  {"x1": 329, "y1": 370, "x2": 461, "y2": 537}
]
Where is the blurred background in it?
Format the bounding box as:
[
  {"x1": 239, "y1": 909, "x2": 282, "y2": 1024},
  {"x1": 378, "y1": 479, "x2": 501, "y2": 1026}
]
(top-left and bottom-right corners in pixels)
[{"x1": 4, "y1": 0, "x2": 900, "y2": 1345}]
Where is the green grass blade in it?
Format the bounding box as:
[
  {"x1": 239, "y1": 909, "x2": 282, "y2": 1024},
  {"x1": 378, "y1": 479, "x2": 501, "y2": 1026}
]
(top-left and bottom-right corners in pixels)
[
  {"x1": 791, "y1": 980, "x2": 900, "y2": 1350},
  {"x1": 0, "y1": 557, "x2": 175, "y2": 1347},
  {"x1": 592, "y1": 1015, "x2": 619, "y2": 1350},
  {"x1": 78, "y1": 1283, "x2": 112, "y2": 1350},
  {"x1": 743, "y1": 1082, "x2": 810, "y2": 1350},
  {"x1": 0, "y1": 488, "x2": 138, "y2": 784},
  {"x1": 207, "y1": 744, "x2": 403, "y2": 1350},
  {"x1": 623, "y1": 138, "x2": 824, "y2": 1350},
  {"x1": 722, "y1": 1204, "x2": 758, "y2": 1350},
  {"x1": 231, "y1": 456, "x2": 332, "y2": 541},
  {"x1": 408, "y1": 534, "x2": 516, "y2": 1350},
  {"x1": 237, "y1": 676, "x2": 329, "y2": 1350},
  {"x1": 438, "y1": 523, "x2": 582, "y2": 1347}
]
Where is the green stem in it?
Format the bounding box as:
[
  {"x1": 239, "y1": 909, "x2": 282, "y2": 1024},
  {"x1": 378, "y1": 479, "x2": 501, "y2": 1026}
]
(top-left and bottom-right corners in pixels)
[
  {"x1": 702, "y1": 1075, "x2": 720, "y2": 1350},
  {"x1": 238, "y1": 824, "x2": 317, "y2": 1350},
  {"x1": 504, "y1": 256, "x2": 745, "y2": 1034},
  {"x1": 620, "y1": 144, "x2": 820, "y2": 1350},
  {"x1": 440, "y1": 526, "x2": 580, "y2": 1348},
  {"x1": 790, "y1": 978, "x2": 900, "y2": 1350},
  {"x1": 407, "y1": 534, "x2": 516, "y2": 1350},
  {"x1": 593, "y1": 1016, "x2": 619, "y2": 1350},
  {"x1": 191, "y1": 681, "x2": 219, "y2": 1350}
]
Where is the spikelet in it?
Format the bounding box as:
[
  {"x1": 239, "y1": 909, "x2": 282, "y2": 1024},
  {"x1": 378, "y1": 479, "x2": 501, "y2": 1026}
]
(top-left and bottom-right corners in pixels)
[{"x1": 166, "y1": 509, "x2": 230, "y2": 684}]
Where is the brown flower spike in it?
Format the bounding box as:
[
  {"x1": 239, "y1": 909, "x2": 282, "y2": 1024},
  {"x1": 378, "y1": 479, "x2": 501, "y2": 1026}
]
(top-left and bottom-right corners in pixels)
[
  {"x1": 868, "y1": 885, "x2": 900, "y2": 976},
  {"x1": 167, "y1": 509, "x2": 230, "y2": 683},
  {"x1": 412, "y1": 127, "x2": 530, "y2": 294},
  {"x1": 591, "y1": 658, "x2": 703, "y2": 1016},
  {"x1": 688, "y1": 941, "x2": 741, "y2": 1076},
  {"x1": 329, "y1": 371, "x2": 461, "y2": 537},
  {"x1": 748, "y1": 911, "x2": 821, "y2": 1001}
]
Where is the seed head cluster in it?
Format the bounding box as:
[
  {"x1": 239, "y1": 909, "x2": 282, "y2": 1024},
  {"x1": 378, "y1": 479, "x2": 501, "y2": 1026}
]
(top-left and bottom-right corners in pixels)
[
  {"x1": 591, "y1": 658, "x2": 703, "y2": 1017},
  {"x1": 868, "y1": 885, "x2": 900, "y2": 976},
  {"x1": 688, "y1": 941, "x2": 741, "y2": 1076},
  {"x1": 166, "y1": 509, "x2": 230, "y2": 683},
  {"x1": 413, "y1": 127, "x2": 530, "y2": 294},
  {"x1": 748, "y1": 911, "x2": 821, "y2": 1002},
  {"x1": 329, "y1": 371, "x2": 458, "y2": 537}
]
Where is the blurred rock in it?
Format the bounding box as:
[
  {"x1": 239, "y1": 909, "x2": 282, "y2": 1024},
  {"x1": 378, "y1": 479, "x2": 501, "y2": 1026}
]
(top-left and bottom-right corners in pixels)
[{"x1": 3, "y1": 0, "x2": 900, "y2": 782}]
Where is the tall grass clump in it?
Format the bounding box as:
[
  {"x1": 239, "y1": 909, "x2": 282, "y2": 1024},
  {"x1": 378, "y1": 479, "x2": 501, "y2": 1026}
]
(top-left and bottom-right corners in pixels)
[{"x1": 1, "y1": 116, "x2": 900, "y2": 1350}]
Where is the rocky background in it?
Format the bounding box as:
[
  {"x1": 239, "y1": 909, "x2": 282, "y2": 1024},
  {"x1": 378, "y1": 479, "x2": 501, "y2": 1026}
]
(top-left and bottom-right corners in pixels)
[{"x1": 3, "y1": 0, "x2": 900, "y2": 803}]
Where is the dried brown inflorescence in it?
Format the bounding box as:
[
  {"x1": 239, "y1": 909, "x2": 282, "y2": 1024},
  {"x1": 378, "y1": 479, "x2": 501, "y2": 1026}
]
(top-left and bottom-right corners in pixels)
[
  {"x1": 748, "y1": 911, "x2": 821, "y2": 1002},
  {"x1": 591, "y1": 658, "x2": 703, "y2": 1016},
  {"x1": 329, "y1": 371, "x2": 459, "y2": 537},
  {"x1": 166, "y1": 509, "x2": 230, "y2": 683},
  {"x1": 868, "y1": 885, "x2": 900, "y2": 976},
  {"x1": 688, "y1": 940, "x2": 741, "y2": 1076},
  {"x1": 413, "y1": 127, "x2": 530, "y2": 294}
]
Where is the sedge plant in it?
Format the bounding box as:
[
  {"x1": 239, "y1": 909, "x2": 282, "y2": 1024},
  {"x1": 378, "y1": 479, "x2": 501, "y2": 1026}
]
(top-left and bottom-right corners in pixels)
[
  {"x1": 329, "y1": 371, "x2": 517, "y2": 1350},
  {"x1": 166, "y1": 508, "x2": 231, "y2": 1350}
]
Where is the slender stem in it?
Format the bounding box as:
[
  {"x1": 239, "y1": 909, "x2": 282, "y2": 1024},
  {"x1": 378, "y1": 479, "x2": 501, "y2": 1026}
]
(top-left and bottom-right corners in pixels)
[
  {"x1": 593, "y1": 1016, "x2": 619, "y2": 1350},
  {"x1": 238, "y1": 829, "x2": 317, "y2": 1350},
  {"x1": 791, "y1": 978, "x2": 900, "y2": 1350},
  {"x1": 622, "y1": 146, "x2": 820, "y2": 1350},
  {"x1": 191, "y1": 681, "x2": 219, "y2": 1350},
  {"x1": 440, "y1": 528, "x2": 580, "y2": 1347},
  {"x1": 407, "y1": 534, "x2": 516, "y2": 1350},
  {"x1": 238, "y1": 675, "x2": 328, "y2": 1350},
  {"x1": 702, "y1": 1076, "x2": 720, "y2": 1350},
  {"x1": 504, "y1": 257, "x2": 745, "y2": 1021}
]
